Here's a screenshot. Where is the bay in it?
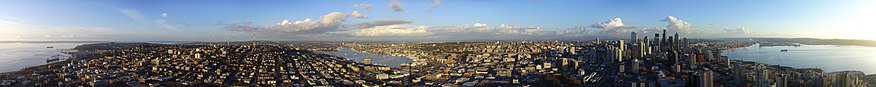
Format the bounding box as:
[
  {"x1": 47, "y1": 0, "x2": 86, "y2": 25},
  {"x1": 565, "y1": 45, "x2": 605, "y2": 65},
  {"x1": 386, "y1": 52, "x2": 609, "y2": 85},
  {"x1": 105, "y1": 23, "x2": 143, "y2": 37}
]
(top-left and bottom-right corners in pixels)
[
  {"x1": 723, "y1": 44, "x2": 876, "y2": 74},
  {"x1": 0, "y1": 43, "x2": 85, "y2": 72}
]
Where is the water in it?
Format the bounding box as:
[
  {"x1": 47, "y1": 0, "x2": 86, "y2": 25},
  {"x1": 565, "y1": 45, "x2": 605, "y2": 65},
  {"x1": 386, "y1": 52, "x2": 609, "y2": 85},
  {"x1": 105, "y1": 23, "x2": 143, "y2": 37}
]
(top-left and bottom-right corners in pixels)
[
  {"x1": 0, "y1": 43, "x2": 85, "y2": 72},
  {"x1": 317, "y1": 48, "x2": 413, "y2": 68},
  {"x1": 723, "y1": 44, "x2": 876, "y2": 74}
]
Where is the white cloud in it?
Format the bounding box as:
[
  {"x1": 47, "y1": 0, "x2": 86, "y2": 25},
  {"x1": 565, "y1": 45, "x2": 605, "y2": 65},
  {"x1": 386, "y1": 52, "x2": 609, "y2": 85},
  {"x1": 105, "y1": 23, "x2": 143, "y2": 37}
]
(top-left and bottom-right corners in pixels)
[
  {"x1": 662, "y1": 16, "x2": 692, "y2": 33},
  {"x1": 350, "y1": 10, "x2": 367, "y2": 19},
  {"x1": 345, "y1": 19, "x2": 413, "y2": 29},
  {"x1": 591, "y1": 18, "x2": 629, "y2": 34},
  {"x1": 390, "y1": 0, "x2": 404, "y2": 12},
  {"x1": 263, "y1": 12, "x2": 348, "y2": 34},
  {"x1": 161, "y1": 13, "x2": 168, "y2": 18},
  {"x1": 428, "y1": 0, "x2": 442, "y2": 11},
  {"x1": 724, "y1": 27, "x2": 752, "y2": 34},
  {"x1": 118, "y1": 8, "x2": 147, "y2": 23},
  {"x1": 354, "y1": 4, "x2": 372, "y2": 11},
  {"x1": 354, "y1": 25, "x2": 432, "y2": 36}
]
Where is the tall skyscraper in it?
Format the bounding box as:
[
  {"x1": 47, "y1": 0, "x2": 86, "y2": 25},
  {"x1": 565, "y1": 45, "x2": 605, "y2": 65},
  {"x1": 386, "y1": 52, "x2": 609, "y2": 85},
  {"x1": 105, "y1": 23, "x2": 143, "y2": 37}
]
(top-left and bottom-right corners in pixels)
[
  {"x1": 776, "y1": 74, "x2": 788, "y2": 87},
  {"x1": 699, "y1": 68, "x2": 714, "y2": 87},
  {"x1": 668, "y1": 36, "x2": 674, "y2": 51},
  {"x1": 674, "y1": 33, "x2": 680, "y2": 50},
  {"x1": 631, "y1": 32, "x2": 638, "y2": 43},
  {"x1": 662, "y1": 29, "x2": 668, "y2": 45},
  {"x1": 733, "y1": 63, "x2": 747, "y2": 86},
  {"x1": 755, "y1": 65, "x2": 771, "y2": 87},
  {"x1": 653, "y1": 34, "x2": 661, "y2": 52}
]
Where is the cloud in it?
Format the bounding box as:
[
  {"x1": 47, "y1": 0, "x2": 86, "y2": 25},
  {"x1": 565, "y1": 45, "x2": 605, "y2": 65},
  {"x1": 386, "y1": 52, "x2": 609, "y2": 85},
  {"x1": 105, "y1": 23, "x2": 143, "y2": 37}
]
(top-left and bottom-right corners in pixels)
[
  {"x1": 345, "y1": 19, "x2": 413, "y2": 29},
  {"x1": 390, "y1": 0, "x2": 404, "y2": 12},
  {"x1": 428, "y1": 0, "x2": 442, "y2": 11},
  {"x1": 154, "y1": 19, "x2": 180, "y2": 31},
  {"x1": 662, "y1": 16, "x2": 692, "y2": 33},
  {"x1": 263, "y1": 12, "x2": 348, "y2": 34},
  {"x1": 161, "y1": 13, "x2": 168, "y2": 18},
  {"x1": 723, "y1": 27, "x2": 752, "y2": 34},
  {"x1": 222, "y1": 21, "x2": 261, "y2": 32},
  {"x1": 118, "y1": 8, "x2": 147, "y2": 23},
  {"x1": 591, "y1": 18, "x2": 629, "y2": 34},
  {"x1": 353, "y1": 4, "x2": 372, "y2": 11},
  {"x1": 350, "y1": 10, "x2": 367, "y2": 19},
  {"x1": 353, "y1": 25, "x2": 432, "y2": 36},
  {"x1": 556, "y1": 26, "x2": 589, "y2": 36}
]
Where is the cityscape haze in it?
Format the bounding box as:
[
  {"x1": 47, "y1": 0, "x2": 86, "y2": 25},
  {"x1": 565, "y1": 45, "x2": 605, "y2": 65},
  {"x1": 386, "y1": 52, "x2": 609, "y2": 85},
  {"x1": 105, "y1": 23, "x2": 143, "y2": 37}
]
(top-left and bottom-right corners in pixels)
[{"x1": 1, "y1": 0, "x2": 875, "y2": 87}]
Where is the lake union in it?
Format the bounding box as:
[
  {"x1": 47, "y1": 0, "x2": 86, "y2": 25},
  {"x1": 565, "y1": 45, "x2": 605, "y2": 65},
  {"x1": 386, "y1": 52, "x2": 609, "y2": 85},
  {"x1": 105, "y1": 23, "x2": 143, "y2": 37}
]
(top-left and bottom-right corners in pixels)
[
  {"x1": 317, "y1": 47, "x2": 414, "y2": 68},
  {"x1": 723, "y1": 44, "x2": 876, "y2": 74}
]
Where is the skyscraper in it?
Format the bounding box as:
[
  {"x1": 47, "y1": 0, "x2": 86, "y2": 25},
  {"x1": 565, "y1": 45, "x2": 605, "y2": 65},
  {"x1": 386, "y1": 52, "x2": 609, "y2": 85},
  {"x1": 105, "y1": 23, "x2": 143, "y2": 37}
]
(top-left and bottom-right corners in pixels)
[
  {"x1": 653, "y1": 34, "x2": 661, "y2": 52},
  {"x1": 776, "y1": 74, "x2": 788, "y2": 87},
  {"x1": 699, "y1": 68, "x2": 714, "y2": 87},
  {"x1": 631, "y1": 32, "x2": 638, "y2": 43},
  {"x1": 662, "y1": 29, "x2": 668, "y2": 45},
  {"x1": 755, "y1": 65, "x2": 770, "y2": 87},
  {"x1": 674, "y1": 33, "x2": 680, "y2": 50},
  {"x1": 733, "y1": 63, "x2": 747, "y2": 86},
  {"x1": 632, "y1": 59, "x2": 641, "y2": 74}
]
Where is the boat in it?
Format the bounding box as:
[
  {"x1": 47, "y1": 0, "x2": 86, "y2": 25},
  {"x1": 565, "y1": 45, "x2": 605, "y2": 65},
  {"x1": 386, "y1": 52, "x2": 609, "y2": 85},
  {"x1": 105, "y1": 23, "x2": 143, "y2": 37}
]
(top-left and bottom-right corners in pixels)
[
  {"x1": 780, "y1": 49, "x2": 788, "y2": 52},
  {"x1": 46, "y1": 54, "x2": 61, "y2": 62},
  {"x1": 46, "y1": 46, "x2": 54, "y2": 48}
]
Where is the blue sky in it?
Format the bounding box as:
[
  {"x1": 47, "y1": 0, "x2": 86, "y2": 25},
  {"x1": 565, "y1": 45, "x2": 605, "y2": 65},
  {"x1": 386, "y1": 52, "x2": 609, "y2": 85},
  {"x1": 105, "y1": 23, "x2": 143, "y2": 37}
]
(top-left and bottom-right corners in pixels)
[{"x1": 1, "y1": 0, "x2": 874, "y2": 41}]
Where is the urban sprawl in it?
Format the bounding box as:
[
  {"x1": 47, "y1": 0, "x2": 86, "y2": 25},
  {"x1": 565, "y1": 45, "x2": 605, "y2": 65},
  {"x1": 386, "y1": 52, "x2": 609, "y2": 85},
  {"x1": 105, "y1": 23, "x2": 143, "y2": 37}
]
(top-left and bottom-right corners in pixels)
[{"x1": 1, "y1": 30, "x2": 871, "y2": 87}]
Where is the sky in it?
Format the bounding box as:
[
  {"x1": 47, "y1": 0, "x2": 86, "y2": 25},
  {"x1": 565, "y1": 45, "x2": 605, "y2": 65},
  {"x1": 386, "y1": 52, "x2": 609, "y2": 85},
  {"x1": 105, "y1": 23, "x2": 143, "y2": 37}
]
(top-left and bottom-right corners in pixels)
[{"x1": 0, "y1": 0, "x2": 874, "y2": 41}]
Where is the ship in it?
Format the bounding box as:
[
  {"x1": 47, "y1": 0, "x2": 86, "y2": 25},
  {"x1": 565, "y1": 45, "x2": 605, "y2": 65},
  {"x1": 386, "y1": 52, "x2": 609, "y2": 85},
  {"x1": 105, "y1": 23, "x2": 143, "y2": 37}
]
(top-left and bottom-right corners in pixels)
[
  {"x1": 46, "y1": 54, "x2": 61, "y2": 62},
  {"x1": 780, "y1": 49, "x2": 788, "y2": 52},
  {"x1": 46, "y1": 46, "x2": 54, "y2": 48}
]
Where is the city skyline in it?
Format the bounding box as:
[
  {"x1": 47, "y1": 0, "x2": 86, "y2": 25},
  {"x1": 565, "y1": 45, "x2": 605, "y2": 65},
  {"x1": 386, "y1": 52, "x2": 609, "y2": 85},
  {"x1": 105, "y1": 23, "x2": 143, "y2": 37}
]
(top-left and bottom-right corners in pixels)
[{"x1": 1, "y1": 0, "x2": 875, "y2": 41}]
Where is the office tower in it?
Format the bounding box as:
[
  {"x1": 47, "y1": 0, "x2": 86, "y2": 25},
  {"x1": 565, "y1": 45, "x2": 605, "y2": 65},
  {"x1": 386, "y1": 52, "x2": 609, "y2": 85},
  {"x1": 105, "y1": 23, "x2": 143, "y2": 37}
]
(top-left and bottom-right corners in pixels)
[
  {"x1": 595, "y1": 38, "x2": 601, "y2": 44},
  {"x1": 619, "y1": 63, "x2": 626, "y2": 74},
  {"x1": 632, "y1": 59, "x2": 641, "y2": 74},
  {"x1": 631, "y1": 32, "x2": 638, "y2": 43},
  {"x1": 705, "y1": 50, "x2": 714, "y2": 62},
  {"x1": 688, "y1": 54, "x2": 697, "y2": 68},
  {"x1": 668, "y1": 36, "x2": 674, "y2": 50},
  {"x1": 699, "y1": 68, "x2": 714, "y2": 87},
  {"x1": 682, "y1": 37, "x2": 688, "y2": 52},
  {"x1": 776, "y1": 74, "x2": 788, "y2": 87},
  {"x1": 637, "y1": 42, "x2": 646, "y2": 58},
  {"x1": 662, "y1": 29, "x2": 668, "y2": 45},
  {"x1": 733, "y1": 63, "x2": 746, "y2": 86},
  {"x1": 674, "y1": 33, "x2": 680, "y2": 49},
  {"x1": 674, "y1": 64, "x2": 682, "y2": 73},
  {"x1": 755, "y1": 65, "x2": 770, "y2": 87},
  {"x1": 831, "y1": 71, "x2": 866, "y2": 87},
  {"x1": 644, "y1": 36, "x2": 651, "y2": 55},
  {"x1": 713, "y1": 48, "x2": 723, "y2": 61},
  {"x1": 619, "y1": 40, "x2": 626, "y2": 51},
  {"x1": 653, "y1": 34, "x2": 661, "y2": 52},
  {"x1": 608, "y1": 46, "x2": 623, "y2": 62}
]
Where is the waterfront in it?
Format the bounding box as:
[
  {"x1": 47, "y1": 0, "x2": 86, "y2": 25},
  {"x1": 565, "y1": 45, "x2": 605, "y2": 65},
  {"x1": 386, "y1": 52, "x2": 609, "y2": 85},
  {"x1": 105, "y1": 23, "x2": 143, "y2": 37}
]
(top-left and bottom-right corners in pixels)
[
  {"x1": 723, "y1": 44, "x2": 876, "y2": 74},
  {"x1": 0, "y1": 43, "x2": 84, "y2": 72},
  {"x1": 317, "y1": 47, "x2": 414, "y2": 68}
]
